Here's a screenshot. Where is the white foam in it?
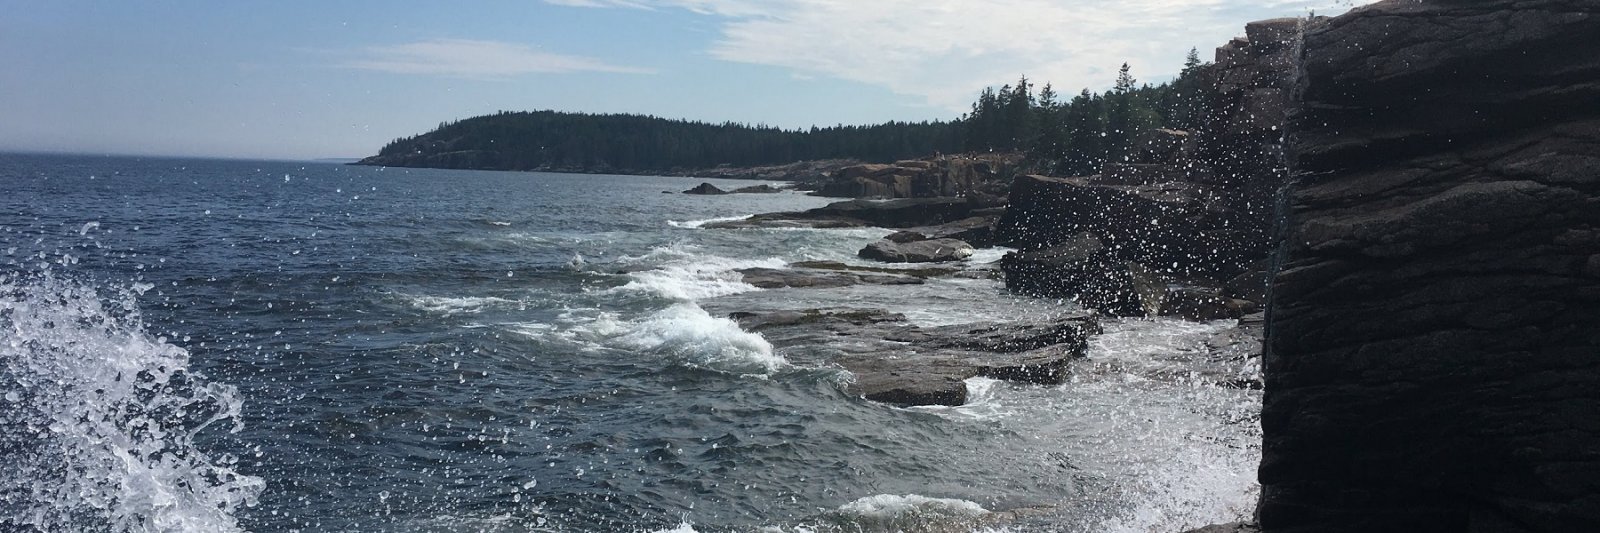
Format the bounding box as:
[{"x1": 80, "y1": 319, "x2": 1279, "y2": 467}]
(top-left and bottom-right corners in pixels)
[
  {"x1": 1090, "y1": 442, "x2": 1260, "y2": 533},
  {"x1": 966, "y1": 246, "x2": 1014, "y2": 264},
  {"x1": 649, "y1": 521, "x2": 702, "y2": 533},
  {"x1": 399, "y1": 293, "x2": 524, "y2": 315},
  {"x1": 837, "y1": 494, "x2": 990, "y2": 517},
  {"x1": 907, "y1": 377, "x2": 1011, "y2": 421},
  {"x1": 827, "y1": 493, "x2": 992, "y2": 532},
  {"x1": 0, "y1": 273, "x2": 262, "y2": 531},
  {"x1": 607, "y1": 243, "x2": 783, "y2": 301},
  {"x1": 667, "y1": 214, "x2": 752, "y2": 229},
  {"x1": 612, "y1": 303, "x2": 786, "y2": 376}
]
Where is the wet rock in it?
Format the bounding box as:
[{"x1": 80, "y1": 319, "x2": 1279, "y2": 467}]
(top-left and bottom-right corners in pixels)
[
  {"x1": 784, "y1": 260, "x2": 960, "y2": 279},
  {"x1": 995, "y1": 175, "x2": 1255, "y2": 279},
  {"x1": 1262, "y1": 2, "x2": 1600, "y2": 530},
  {"x1": 706, "y1": 197, "x2": 978, "y2": 230},
  {"x1": 730, "y1": 184, "x2": 782, "y2": 194},
  {"x1": 729, "y1": 308, "x2": 905, "y2": 333},
  {"x1": 703, "y1": 217, "x2": 863, "y2": 230},
  {"x1": 858, "y1": 238, "x2": 975, "y2": 263},
  {"x1": 906, "y1": 216, "x2": 999, "y2": 247},
  {"x1": 883, "y1": 230, "x2": 927, "y2": 243},
  {"x1": 726, "y1": 308, "x2": 1100, "y2": 407},
  {"x1": 1181, "y1": 522, "x2": 1259, "y2": 533},
  {"x1": 998, "y1": 233, "x2": 1160, "y2": 316},
  {"x1": 735, "y1": 267, "x2": 923, "y2": 289},
  {"x1": 836, "y1": 357, "x2": 971, "y2": 406},
  {"x1": 1159, "y1": 285, "x2": 1256, "y2": 322},
  {"x1": 682, "y1": 182, "x2": 729, "y2": 195}
]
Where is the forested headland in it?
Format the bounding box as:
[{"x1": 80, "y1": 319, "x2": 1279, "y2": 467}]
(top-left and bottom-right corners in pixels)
[{"x1": 356, "y1": 49, "x2": 1212, "y2": 176}]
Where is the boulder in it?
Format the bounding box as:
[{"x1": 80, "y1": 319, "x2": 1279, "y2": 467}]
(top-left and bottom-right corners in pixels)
[
  {"x1": 858, "y1": 238, "x2": 975, "y2": 263},
  {"x1": 682, "y1": 182, "x2": 729, "y2": 195},
  {"x1": 1261, "y1": 3, "x2": 1600, "y2": 531}
]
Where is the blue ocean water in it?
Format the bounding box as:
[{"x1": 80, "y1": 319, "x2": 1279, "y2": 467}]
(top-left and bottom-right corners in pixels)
[{"x1": 0, "y1": 153, "x2": 1261, "y2": 532}]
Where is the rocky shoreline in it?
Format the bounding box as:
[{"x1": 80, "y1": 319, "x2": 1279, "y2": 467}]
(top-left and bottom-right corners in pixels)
[{"x1": 684, "y1": 1, "x2": 1600, "y2": 530}]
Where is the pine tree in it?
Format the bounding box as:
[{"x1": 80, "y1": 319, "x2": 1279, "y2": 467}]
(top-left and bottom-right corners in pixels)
[{"x1": 1114, "y1": 63, "x2": 1137, "y2": 94}]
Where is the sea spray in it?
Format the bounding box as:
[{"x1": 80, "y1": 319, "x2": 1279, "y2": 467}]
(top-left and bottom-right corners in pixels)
[
  {"x1": 613, "y1": 303, "x2": 785, "y2": 376},
  {"x1": 0, "y1": 272, "x2": 262, "y2": 532}
]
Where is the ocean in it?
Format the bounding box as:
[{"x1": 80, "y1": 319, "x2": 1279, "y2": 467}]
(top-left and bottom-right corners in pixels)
[{"x1": 0, "y1": 153, "x2": 1261, "y2": 532}]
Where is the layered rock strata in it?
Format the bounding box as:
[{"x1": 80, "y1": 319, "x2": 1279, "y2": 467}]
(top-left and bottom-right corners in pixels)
[{"x1": 1261, "y1": 1, "x2": 1600, "y2": 531}]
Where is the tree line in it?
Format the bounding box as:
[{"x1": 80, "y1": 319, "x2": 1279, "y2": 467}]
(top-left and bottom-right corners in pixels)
[
  {"x1": 966, "y1": 49, "x2": 1210, "y2": 175},
  {"x1": 366, "y1": 49, "x2": 1211, "y2": 175},
  {"x1": 369, "y1": 111, "x2": 962, "y2": 172}
]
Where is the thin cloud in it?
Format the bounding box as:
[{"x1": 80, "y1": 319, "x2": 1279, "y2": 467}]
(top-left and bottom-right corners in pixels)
[
  {"x1": 343, "y1": 39, "x2": 653, "y2": 78},
  {"x1": 547, "y1": 0, "x2": 1375, "y2": 111}
]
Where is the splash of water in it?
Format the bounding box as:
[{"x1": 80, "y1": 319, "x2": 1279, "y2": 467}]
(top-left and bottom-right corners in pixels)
[{"x1": 0, "y1": 272, "x2": 263, "y2": 532}]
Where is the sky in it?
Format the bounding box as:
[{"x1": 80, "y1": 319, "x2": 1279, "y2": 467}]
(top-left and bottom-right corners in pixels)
[{"x1": 0, "y1": 0, "x2": 1372, "y2": 160}]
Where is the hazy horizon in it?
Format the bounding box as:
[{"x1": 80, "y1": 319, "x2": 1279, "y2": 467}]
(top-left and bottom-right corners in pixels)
[{"x1": 1, "y1": 0, "x2": 1374, "y2": 160}]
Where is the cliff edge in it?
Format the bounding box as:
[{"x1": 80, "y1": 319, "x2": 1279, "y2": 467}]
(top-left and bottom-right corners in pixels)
[{"x1": 1262, "y1": 1, "x2": 1600, "y2": 530}]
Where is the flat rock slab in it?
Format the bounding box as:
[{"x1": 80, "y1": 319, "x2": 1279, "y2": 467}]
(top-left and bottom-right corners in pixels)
[
  {"x1": 786, "y1": 260, "x2": 960, "y2": 279},
  {"x1": 735, "y1": 267, "x2": 924, "y2": 289},
  {"x1": 705, "y1": 218, "x2": 864, "y2": 229},
  {"x1": 704, "y1": 197, "x2": 978, "y2": 230},
  {"x1": 728, "y1": 307, "x2": 1101, "y2": 407}
]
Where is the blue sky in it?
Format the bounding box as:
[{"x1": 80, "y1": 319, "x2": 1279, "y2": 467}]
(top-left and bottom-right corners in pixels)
[{"x1": 0, "y1": 0, "x2": 1372, "y2": 160}]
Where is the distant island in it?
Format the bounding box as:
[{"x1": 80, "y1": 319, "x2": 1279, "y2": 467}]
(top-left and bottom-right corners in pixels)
[{"x1": 354, "y1": 60, "x2": 1211, "y2": 178}]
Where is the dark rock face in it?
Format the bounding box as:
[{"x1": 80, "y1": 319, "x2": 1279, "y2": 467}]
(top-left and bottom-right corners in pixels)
[
  {"x1": 728, "y1": 308, "x2": 1100, "y2": 407},
  {"x1": 994, "y1": 20, "x2": 1301, "y2": 315},
  {"x1": 682, "y1": 182, "x2": 729, "y2": 195},
  {"x1": 998, "y1": 233, "x2": 1157, "y2": 316},
  {"x1": 1261, "y1": 2, "x2": 1600, "y2": 531},
  {"x1": 858, "y1": 238, "x2": 975, "y2": 263},
  {"x1": 997, "y1": 175, "x2": 1251, "y2": 279}
]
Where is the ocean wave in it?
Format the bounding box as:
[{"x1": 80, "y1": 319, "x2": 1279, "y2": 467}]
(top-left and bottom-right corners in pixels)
[
  {"x1": 509, "y1": 303, "x2": 785, "y2": 377},
  {"x1": 667, "y1": 214, "x2": 752, "y2": 229},
  {"x1": 0, "y1": 273, "x2": 262, "y2": 532},
  {"x1": 612, "y1": 303, "x2": 785, "y2": 376},
  {"x1": 606, "y1": 243, "x2": 783, "y2": 301}
]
